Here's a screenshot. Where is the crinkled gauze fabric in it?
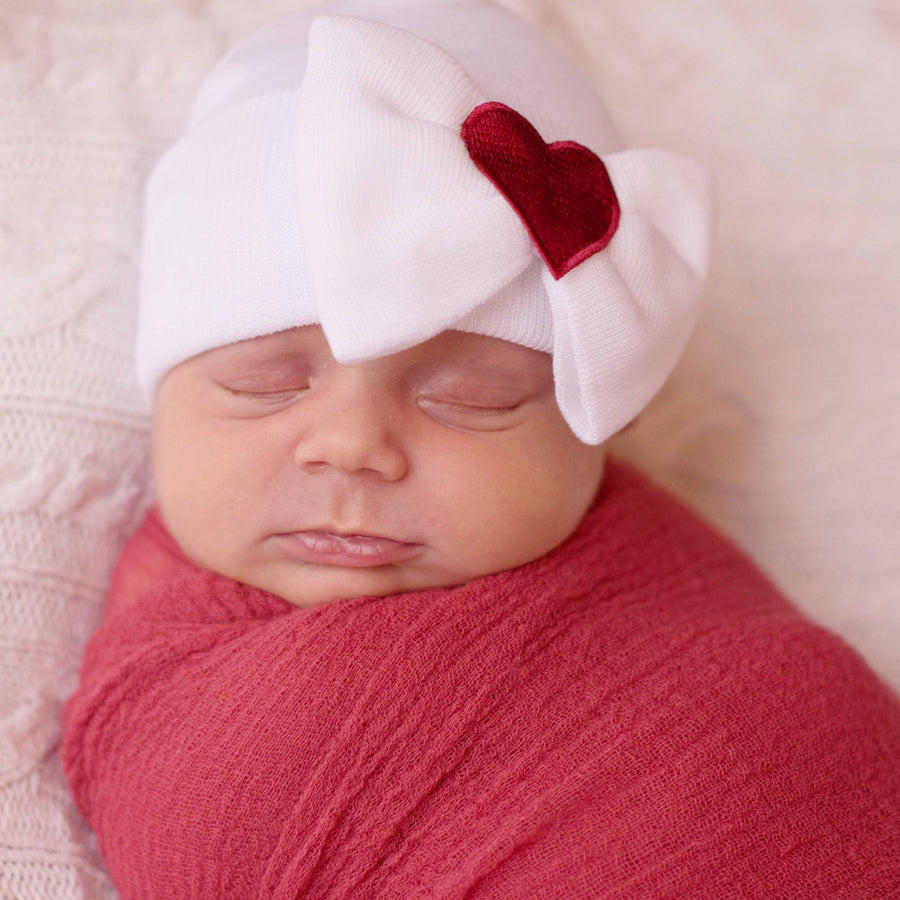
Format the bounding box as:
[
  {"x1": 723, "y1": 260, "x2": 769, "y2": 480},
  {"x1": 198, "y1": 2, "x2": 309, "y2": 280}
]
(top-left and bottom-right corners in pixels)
[{"x1": 62, "y1": 462, "x2": 900, "y2": 900}]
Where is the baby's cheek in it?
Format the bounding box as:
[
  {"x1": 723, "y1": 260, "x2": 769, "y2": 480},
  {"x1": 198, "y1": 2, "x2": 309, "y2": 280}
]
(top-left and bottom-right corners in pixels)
[
  {"x1": 514, "y1": 447, "x2": 603, "y2": 550},
  {"x1": 430, "y1": 448, "x2": 594, "y2": 578}
]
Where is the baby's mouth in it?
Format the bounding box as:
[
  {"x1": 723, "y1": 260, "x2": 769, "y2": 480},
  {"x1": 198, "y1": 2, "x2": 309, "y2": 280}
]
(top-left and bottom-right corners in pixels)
[{"x1": 274, "y1": 530, "x2": 423, "y2": 568}]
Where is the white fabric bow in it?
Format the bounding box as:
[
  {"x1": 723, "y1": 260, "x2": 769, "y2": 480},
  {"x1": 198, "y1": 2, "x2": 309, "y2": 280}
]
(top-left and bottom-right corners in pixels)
[{"x1": 294, "y1": 16, "x2": 713, "y2": 444}]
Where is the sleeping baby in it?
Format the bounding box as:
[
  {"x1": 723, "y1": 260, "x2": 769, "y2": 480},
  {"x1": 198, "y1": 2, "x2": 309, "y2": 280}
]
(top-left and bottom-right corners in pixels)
[{"x1": 61, "y1": 1, "x2": 900, "y2": 897}]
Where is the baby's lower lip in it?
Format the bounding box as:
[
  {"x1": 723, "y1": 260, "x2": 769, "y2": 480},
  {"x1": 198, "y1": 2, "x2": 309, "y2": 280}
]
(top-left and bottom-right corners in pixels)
[{"x1": 274, "y1": 531, "x2": 423, "y2": 568}]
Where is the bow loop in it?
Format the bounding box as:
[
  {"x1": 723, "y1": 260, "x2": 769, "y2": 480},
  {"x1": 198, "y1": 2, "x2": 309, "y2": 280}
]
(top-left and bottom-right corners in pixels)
[{"x1": 295, "y1": 16, "x2": 533, "y2": 362}]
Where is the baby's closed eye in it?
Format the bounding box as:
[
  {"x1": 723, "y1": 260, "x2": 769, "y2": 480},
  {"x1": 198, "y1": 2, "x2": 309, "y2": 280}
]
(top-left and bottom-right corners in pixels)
[
  {"x1": 414, "y1": 379, "x2": 536, "y2": 430},
  {"x1": 211, "y1": 365, "x2": 312, "y2": 413},
  {"x1": 209, "y1": 351, "x2": 314, "y2": 403}
]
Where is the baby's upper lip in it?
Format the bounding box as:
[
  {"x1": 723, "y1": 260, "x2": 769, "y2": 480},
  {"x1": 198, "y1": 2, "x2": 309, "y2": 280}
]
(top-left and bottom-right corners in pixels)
[{"x1": 279, "y1": 526, "x2": 418, "y2": 544}]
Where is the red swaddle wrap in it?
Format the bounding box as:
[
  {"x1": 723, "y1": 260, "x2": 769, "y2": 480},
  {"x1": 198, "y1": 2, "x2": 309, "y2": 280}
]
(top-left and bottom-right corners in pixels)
[{"x1": 62, "y1": 462, "x2": 900, "y2": 899}]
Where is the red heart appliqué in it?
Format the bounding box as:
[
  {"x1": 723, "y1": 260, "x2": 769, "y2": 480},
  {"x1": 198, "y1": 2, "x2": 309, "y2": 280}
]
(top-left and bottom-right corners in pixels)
[{"x1": 461, "y1": 102, "x2": 620, "y2": 280}]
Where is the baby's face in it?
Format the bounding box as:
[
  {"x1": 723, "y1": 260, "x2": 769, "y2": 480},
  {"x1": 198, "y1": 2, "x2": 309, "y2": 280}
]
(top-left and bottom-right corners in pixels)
[{"x1": 152, "y1": 326, "x2": 606, "y2": 607}]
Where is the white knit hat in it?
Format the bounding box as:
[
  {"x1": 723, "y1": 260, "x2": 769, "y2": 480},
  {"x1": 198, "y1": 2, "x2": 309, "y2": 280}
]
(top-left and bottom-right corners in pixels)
[{"x1": 137, "y1": 0, "x2": 713, "y2": 444}]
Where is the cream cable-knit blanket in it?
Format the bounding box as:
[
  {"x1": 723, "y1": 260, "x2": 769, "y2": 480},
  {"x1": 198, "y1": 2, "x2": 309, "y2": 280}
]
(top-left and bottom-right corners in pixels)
[{"x1": 2, "y1": 1, "x2": 899, "y2": 897}]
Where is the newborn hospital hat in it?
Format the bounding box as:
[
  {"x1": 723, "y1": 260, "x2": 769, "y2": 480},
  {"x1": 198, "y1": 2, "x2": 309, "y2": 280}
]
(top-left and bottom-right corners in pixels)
[{"x1": 137, "y1": 0, "x2": 713, "y2": 444}]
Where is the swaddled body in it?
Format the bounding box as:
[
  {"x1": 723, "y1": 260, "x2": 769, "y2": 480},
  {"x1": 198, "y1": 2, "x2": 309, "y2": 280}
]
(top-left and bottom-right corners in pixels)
[
  {"x1": 63, "y1": 461, "x2": 900, "y2": 899},
  {"x1": 61, "y1": 1, "x2": 900, "y2": 896}
]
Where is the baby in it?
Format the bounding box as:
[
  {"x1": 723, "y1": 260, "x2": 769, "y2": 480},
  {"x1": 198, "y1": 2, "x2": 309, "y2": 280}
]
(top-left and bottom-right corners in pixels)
[{"x1": 62, "y1": 1, "x2": 900, "y2": 898}]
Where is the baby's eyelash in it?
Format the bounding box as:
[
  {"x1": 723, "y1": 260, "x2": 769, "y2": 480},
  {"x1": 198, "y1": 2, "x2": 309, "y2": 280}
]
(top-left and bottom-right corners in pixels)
[
  {"x1": 417, "y1": 395, "x2": 522, "y2": 412},
  {"x1": 416, "y1": 396, "x2": 526, "y2": 431},
  {"x1": 217, "y1": 382, "x2": 309, "y2": 401},
  {"x1": 438, "y1": 400, "x2": 520, "y2": 413}
]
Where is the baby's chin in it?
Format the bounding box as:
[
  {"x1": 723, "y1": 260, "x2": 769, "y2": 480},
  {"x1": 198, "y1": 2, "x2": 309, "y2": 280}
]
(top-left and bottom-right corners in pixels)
[{"x1": 242, "y1": 560, "x2": 476, "y2": 609}]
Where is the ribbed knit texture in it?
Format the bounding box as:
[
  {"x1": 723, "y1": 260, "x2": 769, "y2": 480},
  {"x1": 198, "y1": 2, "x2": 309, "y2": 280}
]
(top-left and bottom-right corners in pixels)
[{"x1": 61, "y1": 462, "x2": 900, "y2": 900}]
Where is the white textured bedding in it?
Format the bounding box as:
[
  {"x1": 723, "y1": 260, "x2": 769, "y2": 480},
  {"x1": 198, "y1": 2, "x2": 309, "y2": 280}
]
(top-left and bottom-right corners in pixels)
[{"x1": 1, "y1": 0, "x2": 897, "y2": 896}]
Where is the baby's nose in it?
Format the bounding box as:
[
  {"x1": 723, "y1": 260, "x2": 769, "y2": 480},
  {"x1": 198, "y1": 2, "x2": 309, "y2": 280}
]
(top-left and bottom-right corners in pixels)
[{"x1": 293, "y1": 395, "x2": 408, "y2": 482}]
